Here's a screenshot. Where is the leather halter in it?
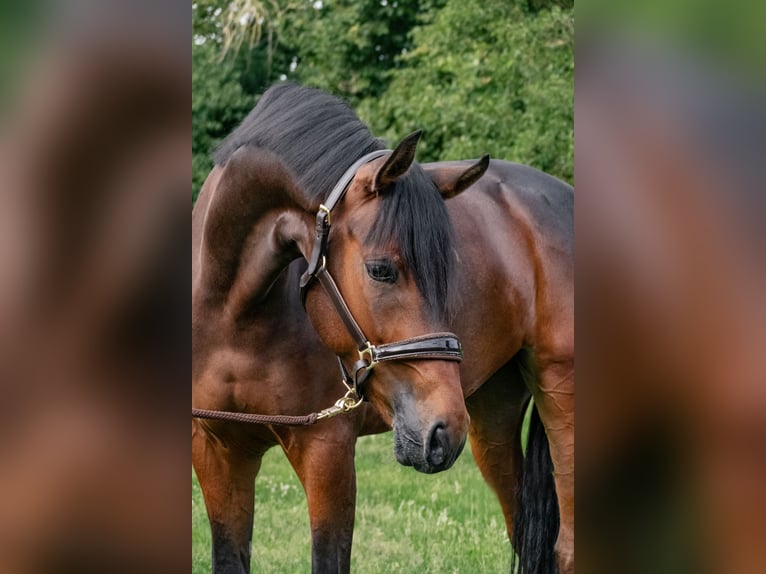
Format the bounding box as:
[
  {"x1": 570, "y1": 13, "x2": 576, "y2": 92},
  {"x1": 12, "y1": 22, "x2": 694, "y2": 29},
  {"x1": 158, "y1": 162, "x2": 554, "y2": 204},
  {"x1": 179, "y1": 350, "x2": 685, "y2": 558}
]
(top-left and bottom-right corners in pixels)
[{"x1": 299, "y1": 150, "x2": 463, "y2": 398}]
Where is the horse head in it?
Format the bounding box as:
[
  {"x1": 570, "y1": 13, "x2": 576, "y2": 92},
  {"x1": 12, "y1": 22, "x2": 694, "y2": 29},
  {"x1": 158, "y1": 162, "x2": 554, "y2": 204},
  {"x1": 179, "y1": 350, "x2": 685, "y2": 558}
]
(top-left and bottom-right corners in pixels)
[{"x1": 302, "y1": 131, "x2": 489, "y2": 473}]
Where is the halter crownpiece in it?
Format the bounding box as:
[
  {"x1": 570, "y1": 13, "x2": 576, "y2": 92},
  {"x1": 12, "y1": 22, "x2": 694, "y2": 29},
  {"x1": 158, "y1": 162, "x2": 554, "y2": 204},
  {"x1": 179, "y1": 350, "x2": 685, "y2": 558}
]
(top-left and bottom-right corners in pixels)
[{"x1": 299, "y1": 149, "x2": 463, "y2": 398}]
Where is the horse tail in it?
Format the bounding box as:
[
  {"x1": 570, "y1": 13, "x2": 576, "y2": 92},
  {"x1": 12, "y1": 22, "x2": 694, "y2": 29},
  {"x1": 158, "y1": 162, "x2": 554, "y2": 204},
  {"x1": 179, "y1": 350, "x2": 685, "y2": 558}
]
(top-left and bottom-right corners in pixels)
[{"x1": 511, "y1": 402, "x2": 559, "y2": 574}]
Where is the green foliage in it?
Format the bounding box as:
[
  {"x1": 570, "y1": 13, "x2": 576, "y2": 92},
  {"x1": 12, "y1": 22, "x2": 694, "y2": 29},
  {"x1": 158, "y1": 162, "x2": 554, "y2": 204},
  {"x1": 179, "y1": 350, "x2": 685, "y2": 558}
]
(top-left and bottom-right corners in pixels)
[
  {"x1": 281, "y1": 0, "x2": 445, "y2": 105},
  {"x1": 359, "y1": 0, "x2": 574, "y2": 182},
  {"x1": 192, "y1": 41, "x2": 254, "y2": 201}
]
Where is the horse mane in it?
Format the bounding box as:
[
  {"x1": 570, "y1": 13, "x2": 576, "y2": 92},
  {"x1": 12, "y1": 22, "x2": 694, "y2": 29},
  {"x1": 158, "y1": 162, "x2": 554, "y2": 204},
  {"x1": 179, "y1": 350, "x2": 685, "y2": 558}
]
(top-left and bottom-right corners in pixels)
[
  {"x1": 214, "y1": 82, "x2": 455, "y2": 319},
  {"x1": 214, "y1": 82, "x2": 382, "y2": 203}
]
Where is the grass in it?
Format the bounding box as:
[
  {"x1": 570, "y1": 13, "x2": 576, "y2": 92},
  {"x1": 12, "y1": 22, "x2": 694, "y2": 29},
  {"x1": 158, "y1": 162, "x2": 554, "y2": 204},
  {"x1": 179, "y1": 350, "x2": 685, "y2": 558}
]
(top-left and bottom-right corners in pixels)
[{"x1": 192, "y1": 432, "x2": 512, "y2": 573}]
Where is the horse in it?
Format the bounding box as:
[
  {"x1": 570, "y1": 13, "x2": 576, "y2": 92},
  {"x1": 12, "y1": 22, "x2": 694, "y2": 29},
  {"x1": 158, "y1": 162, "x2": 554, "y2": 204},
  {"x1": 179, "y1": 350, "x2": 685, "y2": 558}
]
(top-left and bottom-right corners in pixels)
[{"x1": 192, "y1": 83, "x2": 574, "y2": 574}]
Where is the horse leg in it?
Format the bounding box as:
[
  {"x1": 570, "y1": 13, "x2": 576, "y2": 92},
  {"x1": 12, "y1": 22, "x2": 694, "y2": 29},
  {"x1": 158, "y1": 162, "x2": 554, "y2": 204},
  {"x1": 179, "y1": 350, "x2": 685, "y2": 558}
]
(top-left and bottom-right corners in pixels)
[
  {"x1": 280, "y1": 423, "x2": 357, "y2": 574},
  {"x1": 533, "y1": 357, "x2": 575, "y2": 574},
  {"x1": 193, "y1": 420, "x2": 263, "y2": 574},
  {"x1": 465, "y1": 361, "x2": 530, "y2": 538}
]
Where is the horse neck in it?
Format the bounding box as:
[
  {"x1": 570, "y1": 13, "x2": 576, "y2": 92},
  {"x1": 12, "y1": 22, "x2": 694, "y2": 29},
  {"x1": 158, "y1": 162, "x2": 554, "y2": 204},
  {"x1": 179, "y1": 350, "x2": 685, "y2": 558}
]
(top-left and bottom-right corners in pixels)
[
  {"x1": 194, "y1": 147, "x2": 314, "y2": 313},
  {"x1": 232, "y1": 261, "x2": 305, "y2": 329}
]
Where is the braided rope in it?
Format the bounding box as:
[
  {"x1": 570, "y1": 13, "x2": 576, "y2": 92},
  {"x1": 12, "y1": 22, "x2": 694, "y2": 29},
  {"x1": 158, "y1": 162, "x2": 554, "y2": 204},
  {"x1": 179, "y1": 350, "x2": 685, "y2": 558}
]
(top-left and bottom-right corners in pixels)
[{"x1": 192, "y1": 408, "x2": 318, "y2": 426}]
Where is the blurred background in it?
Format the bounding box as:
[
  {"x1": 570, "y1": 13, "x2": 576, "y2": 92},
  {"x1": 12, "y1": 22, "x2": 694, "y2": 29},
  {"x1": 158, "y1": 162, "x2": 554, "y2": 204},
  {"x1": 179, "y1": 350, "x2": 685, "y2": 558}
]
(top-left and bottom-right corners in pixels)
[
  {"x1": 576, "y1": 2, "x2": 766, "y2": 574},
  {"x1": 0, "y1": 1, "x2": 189, "y2": 572}
]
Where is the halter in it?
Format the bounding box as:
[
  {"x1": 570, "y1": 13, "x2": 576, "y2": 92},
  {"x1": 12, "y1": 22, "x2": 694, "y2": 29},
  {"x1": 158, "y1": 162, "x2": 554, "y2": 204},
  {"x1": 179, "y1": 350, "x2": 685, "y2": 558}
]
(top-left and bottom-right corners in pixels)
[{"x1": 299, "y1": 149, "x2": 463, "y2": 399}]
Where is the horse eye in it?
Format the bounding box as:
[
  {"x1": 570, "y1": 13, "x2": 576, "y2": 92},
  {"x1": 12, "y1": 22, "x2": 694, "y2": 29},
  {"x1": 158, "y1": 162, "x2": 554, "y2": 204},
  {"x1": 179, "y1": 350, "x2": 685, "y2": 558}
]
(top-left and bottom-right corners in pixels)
[{"x1": 365, "y1": 260, "x2": 398, "y2": 283}]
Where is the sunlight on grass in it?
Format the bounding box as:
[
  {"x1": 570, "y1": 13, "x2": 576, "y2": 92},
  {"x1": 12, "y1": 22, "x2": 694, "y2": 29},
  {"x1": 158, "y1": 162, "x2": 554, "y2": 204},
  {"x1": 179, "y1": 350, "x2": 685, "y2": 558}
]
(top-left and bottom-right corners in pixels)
[{"x1": 192, "y1": 432, "x2": 510, "y2": 573}]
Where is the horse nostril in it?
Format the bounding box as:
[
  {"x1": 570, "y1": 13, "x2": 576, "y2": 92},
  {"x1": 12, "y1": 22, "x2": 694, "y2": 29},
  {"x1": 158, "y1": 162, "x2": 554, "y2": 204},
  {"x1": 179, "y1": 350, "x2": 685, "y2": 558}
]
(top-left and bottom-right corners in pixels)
[{"x1": 427, "y1": 423, "x2": 449, "y2": 467}]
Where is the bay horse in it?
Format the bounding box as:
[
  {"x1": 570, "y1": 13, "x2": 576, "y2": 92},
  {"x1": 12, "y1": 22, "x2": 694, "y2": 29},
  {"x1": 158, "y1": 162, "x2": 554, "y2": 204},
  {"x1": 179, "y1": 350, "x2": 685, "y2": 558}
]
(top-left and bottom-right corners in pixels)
[{"x1": 192, "y1": 83, "x2": 573, "y2": 573}]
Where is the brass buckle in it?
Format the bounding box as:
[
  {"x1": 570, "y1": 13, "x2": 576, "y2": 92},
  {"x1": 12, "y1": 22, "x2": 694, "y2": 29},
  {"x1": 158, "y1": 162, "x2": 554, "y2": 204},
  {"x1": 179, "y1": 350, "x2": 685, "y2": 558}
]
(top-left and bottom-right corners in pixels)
[
  {"x1": 318, "y1": 204, "x2": 331, "y2": 225},
  {"x1": 358, "y1": 342, "x2": 378, "y2": 370},
  {"x1": 316, "y1": 388, "x2": 363, "y2": 420}
]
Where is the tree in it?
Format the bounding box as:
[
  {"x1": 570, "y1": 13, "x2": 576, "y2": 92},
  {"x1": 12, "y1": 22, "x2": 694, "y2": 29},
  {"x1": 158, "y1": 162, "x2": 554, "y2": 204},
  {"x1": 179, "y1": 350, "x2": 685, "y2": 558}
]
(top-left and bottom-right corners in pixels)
[
  {"x1": 192, "y1": 40, "x2": 254, "y2": 201},
  {"x1": 359, "y1": 0, "x2": 574, "y2": 183},
  {"x1": 280, "y1": 0, "x2": 445, "y2": 106}
]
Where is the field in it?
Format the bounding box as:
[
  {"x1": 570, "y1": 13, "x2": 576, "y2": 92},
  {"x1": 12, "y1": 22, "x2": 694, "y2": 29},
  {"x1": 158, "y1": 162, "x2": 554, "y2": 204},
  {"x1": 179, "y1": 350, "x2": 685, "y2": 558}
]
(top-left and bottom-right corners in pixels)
[{"x1": 192, "y1": 432, "x2": 512, "y2": 573}]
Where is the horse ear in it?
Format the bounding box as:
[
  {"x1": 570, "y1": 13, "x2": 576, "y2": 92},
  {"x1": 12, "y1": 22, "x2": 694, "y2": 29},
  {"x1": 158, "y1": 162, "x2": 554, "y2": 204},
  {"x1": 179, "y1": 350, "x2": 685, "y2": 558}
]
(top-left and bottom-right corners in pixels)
[
  {"x1": 374, "y1": 130, "x2": 422, "y2": 191},
  {"x1": 431, "y1": 155, "x2": 491, "y2": 199}
]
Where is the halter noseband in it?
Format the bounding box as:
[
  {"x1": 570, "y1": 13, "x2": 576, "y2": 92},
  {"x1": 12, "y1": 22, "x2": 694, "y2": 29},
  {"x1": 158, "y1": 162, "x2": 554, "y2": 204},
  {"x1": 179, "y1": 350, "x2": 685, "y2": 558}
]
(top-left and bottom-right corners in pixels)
[{"x1": 299, "y1": 150, "x2": 463, "y2": 398}]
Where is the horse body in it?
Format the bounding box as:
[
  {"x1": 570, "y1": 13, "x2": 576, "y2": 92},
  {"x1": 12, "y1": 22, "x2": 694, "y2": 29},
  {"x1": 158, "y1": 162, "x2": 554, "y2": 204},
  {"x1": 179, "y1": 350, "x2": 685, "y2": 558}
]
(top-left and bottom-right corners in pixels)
[
  {"x1": 435, "y1": 159, "x2": 573, "y2": 391},
  {"x1": 444, "y1": 160, "x2": 574, "y2": 573},
  {"x1": 193, "y1": 83, "x2": 573, "y2": 573}
]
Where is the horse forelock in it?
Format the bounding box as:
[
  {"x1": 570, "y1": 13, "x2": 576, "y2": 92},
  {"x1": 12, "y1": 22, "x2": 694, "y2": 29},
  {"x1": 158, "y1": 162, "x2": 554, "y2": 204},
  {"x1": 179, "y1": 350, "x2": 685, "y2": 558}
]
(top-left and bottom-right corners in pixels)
[{"x1": 365, "y1": 163, "x2": 455, "y2": 321}]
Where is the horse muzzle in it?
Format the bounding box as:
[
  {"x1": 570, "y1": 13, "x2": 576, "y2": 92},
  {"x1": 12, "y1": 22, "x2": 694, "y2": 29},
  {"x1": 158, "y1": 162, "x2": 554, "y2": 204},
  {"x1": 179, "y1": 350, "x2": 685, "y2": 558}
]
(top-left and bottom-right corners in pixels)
[{"x1": 393, "y1": 418, "x2": 467, "y2": 474}]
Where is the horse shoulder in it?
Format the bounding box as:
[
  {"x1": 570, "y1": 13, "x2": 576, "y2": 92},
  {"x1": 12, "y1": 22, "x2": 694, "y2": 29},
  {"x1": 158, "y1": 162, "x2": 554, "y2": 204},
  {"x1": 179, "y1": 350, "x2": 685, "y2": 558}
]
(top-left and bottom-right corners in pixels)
[{"x1": 490, "y1": 161, "x2": 574, "y2": 359}]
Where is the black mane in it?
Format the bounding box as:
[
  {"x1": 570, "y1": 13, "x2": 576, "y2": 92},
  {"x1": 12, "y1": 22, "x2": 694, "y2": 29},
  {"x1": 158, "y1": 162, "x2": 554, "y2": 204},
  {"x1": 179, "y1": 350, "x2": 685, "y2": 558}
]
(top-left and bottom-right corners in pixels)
[{"x1": 215, "y1": 83, "x2": 455, "y2": 319}]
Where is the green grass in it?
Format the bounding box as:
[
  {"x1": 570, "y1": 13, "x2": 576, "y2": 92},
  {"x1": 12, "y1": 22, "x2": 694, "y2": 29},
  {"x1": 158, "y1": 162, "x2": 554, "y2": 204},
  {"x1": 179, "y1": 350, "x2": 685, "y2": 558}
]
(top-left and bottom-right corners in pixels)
[{"x1": 192, "y1": 432, "x2": 511, "y2": 573}]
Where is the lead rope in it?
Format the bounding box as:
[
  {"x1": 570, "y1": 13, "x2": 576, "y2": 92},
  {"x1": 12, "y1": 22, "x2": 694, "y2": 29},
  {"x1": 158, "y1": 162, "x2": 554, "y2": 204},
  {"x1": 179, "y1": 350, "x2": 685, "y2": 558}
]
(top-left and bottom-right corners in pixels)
[
  {"x1": 192, "y1": 388, "x2": 363, "y2": 426},
  {"x1": 192, "y1": 369, "x2": 366, "y2": 427},
  {"x1": 191, "y1": 409, "x2": 320, "y2": 426}
]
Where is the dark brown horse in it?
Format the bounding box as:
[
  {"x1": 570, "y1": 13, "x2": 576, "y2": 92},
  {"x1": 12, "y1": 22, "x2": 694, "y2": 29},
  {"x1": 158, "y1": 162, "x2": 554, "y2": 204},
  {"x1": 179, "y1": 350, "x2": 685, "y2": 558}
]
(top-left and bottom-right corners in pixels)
[{"x1": 192, "y1": 83, "x2": 573, "y2": 573}]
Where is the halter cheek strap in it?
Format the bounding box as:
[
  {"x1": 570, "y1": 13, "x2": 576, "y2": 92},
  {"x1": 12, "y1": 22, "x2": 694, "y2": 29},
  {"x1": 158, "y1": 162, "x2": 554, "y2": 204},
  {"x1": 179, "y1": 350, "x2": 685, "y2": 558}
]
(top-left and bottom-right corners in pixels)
[
  {"x1": 299, "y1": 150, "x2": 463, "y2": 398},
  {"x1": 300, "y1": 149, "x2": 391, "y2": 302}
]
